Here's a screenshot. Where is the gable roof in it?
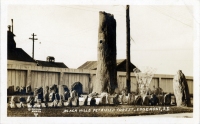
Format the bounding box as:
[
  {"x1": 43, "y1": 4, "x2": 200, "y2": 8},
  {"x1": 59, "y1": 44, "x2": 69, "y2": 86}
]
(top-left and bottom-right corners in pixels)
[
  {"x1": 7, "y1": 48, "x2": 36, "y2": 62},
  {"x1": 36, "y1": 60, "x2": 68, "y2": 68},
  {"x1": 78, "y1": 59, "x2": 139, "y2": 72}
]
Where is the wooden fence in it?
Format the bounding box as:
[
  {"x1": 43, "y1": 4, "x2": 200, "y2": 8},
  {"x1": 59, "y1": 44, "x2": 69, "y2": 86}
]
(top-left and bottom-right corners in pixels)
[{"x1": 7, "y1": 64, "x2": 193, "y2": 94}]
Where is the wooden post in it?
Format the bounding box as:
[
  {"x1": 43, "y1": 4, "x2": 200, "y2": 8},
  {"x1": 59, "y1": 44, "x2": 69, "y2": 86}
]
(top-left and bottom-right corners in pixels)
[
  {"x1": 29, "y1": 33, "x2": 38, "y2": 59},
  {"x1": 59, "y1": 72, "x2": 64, "y2": 85},
  {"x1": 26, "y1": 70, "x2": 31, "y2": 86},
  {"x1": 94, "y1": 11, "x2": 117, "y2": 94},
  {"x1": 126, "y1": 5, "x2": 131, "y2": 93}
]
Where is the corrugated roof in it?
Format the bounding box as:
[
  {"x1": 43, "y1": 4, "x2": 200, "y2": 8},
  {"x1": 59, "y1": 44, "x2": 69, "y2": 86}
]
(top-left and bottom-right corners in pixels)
[
  {"x1": 36, "y1": 60, "x2": 68, "y2": 68},
  {"x1": 78, "y1": 59, "x2": 138, "y2": 72},
  {"x1": 78, "y1": 61, "x2": 97, "y2": 70}
]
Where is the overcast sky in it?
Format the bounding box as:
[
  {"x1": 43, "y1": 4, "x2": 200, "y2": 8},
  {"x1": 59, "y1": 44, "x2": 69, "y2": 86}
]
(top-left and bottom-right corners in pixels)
[{"x1": 7, "y1": 5, "x2": 194, "y2": 76}]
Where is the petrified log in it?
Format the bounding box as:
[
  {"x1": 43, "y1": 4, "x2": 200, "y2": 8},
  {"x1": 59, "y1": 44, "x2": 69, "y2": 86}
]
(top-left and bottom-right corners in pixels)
[
  {"x1": 149, "y1": 94, "x2": 159, "y2": 106},
  {"x1": 127, "y1": 93, "x2": 135, "y2": 105},
  {"x1": 20, "y1": 86, "x2": 26, "y2": 95},
  {"x1": 7, "y1": 86, "x2": 14, "y2": 95},
  {"x1": 59, "y1": 85, "x2": 70, "y2": 100},
  {"x1": 135, "y1": 95, "x2": 143, "y2": 105},
  {"x1": 53, "y1": 93, "x2": 60, "y2": 107},
  {"x1": 26, "y1": 85, "x2": 32, "y2": 95},
  {"x1": 99, "y1": 92, "x2": 108, "y2": 105},
  {"x1": 36, "y1": 87, "x2": 43, "y2": 102},
  {"x1": 164, "y1": 93, "x2": 171, "y2": 105},
  {"x1": 50, "y1": 84, "x2": 58, "y2": 94},
  {"x1": 15, "y1": 86, "x2": 20, "y2": 95},
  {"x1": 27, "y1": 96, "x2": 34, "y2": 107},
  {"x1": 43, "y1": 86, "x2": 49, "y2": 102},
  {"x1": 142, "y1": 96, "x2": 149, "y2": 106},
  {"x1": 94, "y1": 11, "x2": 117, "y2": 94},
  {"x1": 19, "y1": 97, "x2": 26, "y2": 108},
  {"x1": 173, "y1": 70, "x2": 191, "y2": 107},
  {"x1": 121, "y1": 90, "x2": 127, "y2": 104},
  {"x1": 71, "y1": 82, "x2": 83, "y2": 97},
  {"x1": 10, "y1": 96, "x2": 17, "y2": 108}
]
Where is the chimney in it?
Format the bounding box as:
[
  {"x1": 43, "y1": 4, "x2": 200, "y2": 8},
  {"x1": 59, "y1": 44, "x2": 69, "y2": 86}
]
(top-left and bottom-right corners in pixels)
[
  {"x1": 46, "y1": 56, "x2": 55, "y2": 62},
  {"x1": 8, "y1": 25, "x2": 11, "y2": 31},
  {"x1": 11, "y1": 19, "x2": 13, "y2": 33}
]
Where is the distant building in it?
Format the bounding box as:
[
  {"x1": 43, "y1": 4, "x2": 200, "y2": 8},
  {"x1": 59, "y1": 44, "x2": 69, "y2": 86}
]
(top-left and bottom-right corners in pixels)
[
  {"x1": 7, "y1": 24, "x2": 36, "y2": 66},
  {"x1": 78, "y1": 59, "x2": 139, "y2": 72},
  {"x1": 7, "y1": 20, "x2": 68, "y2": 68},
  {"x1": 36, "y1": 56, "x2": 68, "y2": 68}
]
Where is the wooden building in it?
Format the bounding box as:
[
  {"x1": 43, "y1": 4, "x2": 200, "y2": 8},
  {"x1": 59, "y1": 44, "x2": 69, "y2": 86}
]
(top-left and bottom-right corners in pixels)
[{"x1": 78, "y1": 59, "x2": 139, "y2": 72}]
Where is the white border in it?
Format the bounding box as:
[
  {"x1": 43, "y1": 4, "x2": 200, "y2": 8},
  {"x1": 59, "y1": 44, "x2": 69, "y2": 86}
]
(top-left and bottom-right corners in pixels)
[{"x1": 1, "y1": 0, "x2": 199, "y2": 124}]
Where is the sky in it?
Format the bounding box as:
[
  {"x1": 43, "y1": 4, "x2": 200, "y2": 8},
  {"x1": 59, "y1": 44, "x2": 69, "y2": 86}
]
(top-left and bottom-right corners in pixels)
[{"x1": 7, "y1": 5, "x2": 194, "y2": 76}]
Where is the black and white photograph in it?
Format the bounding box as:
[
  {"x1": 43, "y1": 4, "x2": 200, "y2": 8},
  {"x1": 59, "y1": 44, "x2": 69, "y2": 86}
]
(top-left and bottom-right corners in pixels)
[{"x1": 1, "y1": 0, "x2": 200, "y2": 124}]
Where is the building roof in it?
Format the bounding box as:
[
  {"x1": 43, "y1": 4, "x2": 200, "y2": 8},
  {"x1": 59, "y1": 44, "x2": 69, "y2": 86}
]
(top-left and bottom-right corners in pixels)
[
  {"x1": 7, "y1": 27, "x2": 68, "y2": 68},
  {"x1": 36, "y1": 60, "x2": 68, "y2": 68},
  {"x1": 78, "y1": 59, "x2": 139, "y2": 72},
  {"x1": 7, "y1": 48, "x2": 36, "y2": 62}
]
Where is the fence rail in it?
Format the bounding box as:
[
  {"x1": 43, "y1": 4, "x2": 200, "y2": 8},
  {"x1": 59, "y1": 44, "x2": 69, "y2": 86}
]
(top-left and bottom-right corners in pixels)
[{"x1": 7, "y1": 64, "x2": 193, "y2": 94}]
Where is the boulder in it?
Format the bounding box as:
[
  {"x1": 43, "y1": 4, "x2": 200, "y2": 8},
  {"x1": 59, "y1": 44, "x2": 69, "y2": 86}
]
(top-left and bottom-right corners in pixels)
[{"x1": 173, "y1": 70, "x2": 191, "y2": 107}]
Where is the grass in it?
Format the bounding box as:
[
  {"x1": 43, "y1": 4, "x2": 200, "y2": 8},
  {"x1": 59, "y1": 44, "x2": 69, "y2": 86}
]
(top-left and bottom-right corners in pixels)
[{"x1": 7, "y1": 105, "x2": 193, "y2": 117}]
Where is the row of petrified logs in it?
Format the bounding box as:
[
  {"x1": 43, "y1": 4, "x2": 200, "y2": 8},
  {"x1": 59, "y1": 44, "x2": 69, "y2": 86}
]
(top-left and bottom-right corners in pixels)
[{"x1": 8, "y1": 92, "x2": 172, "y2": 108}]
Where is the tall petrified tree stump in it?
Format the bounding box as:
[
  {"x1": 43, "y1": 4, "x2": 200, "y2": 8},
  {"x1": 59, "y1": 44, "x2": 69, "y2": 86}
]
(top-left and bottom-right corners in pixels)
[
  {"x1": 93, "y1": 11, "x2": 117, "y2": 94},
  {"x1": 173, "y1": 70, "x2": 191, "y2": 107}
]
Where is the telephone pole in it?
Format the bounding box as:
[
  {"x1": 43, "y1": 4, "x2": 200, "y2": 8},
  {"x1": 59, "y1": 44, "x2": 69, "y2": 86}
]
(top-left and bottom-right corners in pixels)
[
  {"x1": 126, "y1": 5, "x2": 131, "y2": 93},
  {"x1": 29, "y1": 33, "x2": 38, "y2": 59}
]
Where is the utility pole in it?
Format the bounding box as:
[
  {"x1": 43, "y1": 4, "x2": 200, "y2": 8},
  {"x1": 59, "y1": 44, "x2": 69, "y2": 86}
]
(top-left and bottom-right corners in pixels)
[
  {"x1": 126, "y1": 5, "x2": 131, "y2": 93},
  {"x1": 29, "y1": 33, "x2": 38, "y2": 59}
]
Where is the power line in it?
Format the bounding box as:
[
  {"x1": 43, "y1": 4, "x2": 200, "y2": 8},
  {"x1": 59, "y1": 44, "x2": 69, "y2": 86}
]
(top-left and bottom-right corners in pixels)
[
  {"x1": 147, "y1": 6, "x2": 192, "y2": 28},
  {"x1": 57, "y1": 5, "x2": 126, "y2": 17},
  {"x1": 182, "y1": 0, "x2": 200, "y2": 24}
]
